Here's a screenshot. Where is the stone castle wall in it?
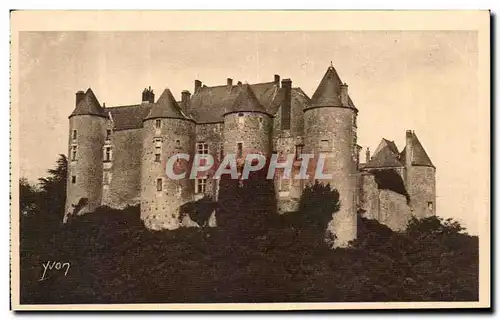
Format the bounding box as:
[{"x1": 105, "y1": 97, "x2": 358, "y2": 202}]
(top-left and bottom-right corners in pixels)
[
  {"x1": 194, "y1": 123, "x2": 223, "y2": 200},
  {"x1": 140, "y1": 118, "x2": 195, "y2": 230},
  {"x1": 303, "y1": 107, "x2": 357, "y2": 247},
  {"x1": 101, "y1": 128, "x2": 143, "y2": 209},
  {"x1": 408, "y1": 166, "x2": 436, "y2": 219},
  {"x1": 223, "y1": 112, "x2": 273, "y2": 157}
]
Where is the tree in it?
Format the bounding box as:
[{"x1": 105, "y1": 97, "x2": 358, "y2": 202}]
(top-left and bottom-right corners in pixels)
[
  {"x1": 297, "y1": 180, "x2": 340, "y2": 231},
  {"x1": 19, "y1": 178, "x2": 39, "y2": 217},
  {"x1": 37, "y1": 154, "x2": 68, "y2": 225}
]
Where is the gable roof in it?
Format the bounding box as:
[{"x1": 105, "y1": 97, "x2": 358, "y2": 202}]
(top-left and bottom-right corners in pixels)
[
  {"x1": 400, "y1": 132, "x2": 435, "y2": 168},
  {"x1": 372, "y1": 138, "x2": 399, "y2": 156},
  {"x1": 144, "y1": 89, "x2": 191, "y2": 121},
  {"x1": 365, "y1": 145, "x2": 403, "y2": 168},
  {"x1": 70, "y1": 88, "x2": 106, "y2": 118},
  {"x1": 308, "y1": 65, "x2": 358, "y2": 111},
  {"x1": 189, "y1": 81, "x2": 283, "y2": 123},
  {"x1": 225, "y1": 83, "x2": 269, "y2": 115},
  {"x1": 107, "y1": 104, "x2": 152, "y2": 130}
]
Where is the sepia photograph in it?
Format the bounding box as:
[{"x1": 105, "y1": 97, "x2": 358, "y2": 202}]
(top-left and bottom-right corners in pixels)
[{"x1": 10, "y1": 11, "x2": 491, "y2": 311}]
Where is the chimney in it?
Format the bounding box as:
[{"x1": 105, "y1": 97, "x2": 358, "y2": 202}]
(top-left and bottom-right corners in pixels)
[
  {"x1": 274, "y1": 74, "x2": 280, "y2": 87},
  {"x1": 227, "y1": 78, "x2": 233, "y2": 90},
  {"x1": 404, "y1": 129, "x2": 414, "y2": 187},
  {"x1": 194, "y1": 80, "x2": 202, "y2": 93},
  {"x1": 76, "y1": 90, "x2": 85, "y2": 106},
  {"x1": 365, "y1": 147, "x2": 370, "y2": 163},
  {"x1": 281, "y1": 78, "x2": 292, "y2": 130},
  {"x1": 142, "y1": 87, "x2": 155, "y2": 104},
  {"x1": 340, "y1": 83, "x2": 349, "y2": 107},
  {"x1": 181, "y1": 90, "x2": 191, "y2": 113}
]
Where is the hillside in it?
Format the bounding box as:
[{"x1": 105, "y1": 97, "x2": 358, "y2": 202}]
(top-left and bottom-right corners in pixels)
[{"x1": 19, "y1": 205, "x2": 478, "y2": 304}]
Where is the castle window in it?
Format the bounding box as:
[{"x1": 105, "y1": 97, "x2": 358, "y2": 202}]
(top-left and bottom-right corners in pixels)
[
  {"x1": 238, "y1": 113, "x2": 245, "y2": 127},
  {"x1": 320, "y1": 139, "x2": 330, "y2": 152},
  {"x1": 176, "y1": 139, "x2": 180, "y2": 148},
  {"x1": 237, "y1": 142, "x2": 243, "y2": 158},
  {"x1": 428, "y1": 201, "x2": 433, "y2": 211},
  {"x1": 295, "y1": 144, "x2": 304, "y2": 160},
  {"x1": 103, "y1": 171, "x2": 111, "y2": 185},
  {"x1": 72, "y1": 130, "x2": 77, "y2": 140},
  {"x1": 104, "y1": 147, "x2": 112, "y2": 162},
  {"x1": 106, "y1": 129, "x2": 111, "y2": 140},
  {"x1": 220, "y1": 144, "x2": 224, "y2": 160},
  {"x1": 259, "y1": 117, "x2": 264, "y2": 130},
  {"x1": 71, "y1": 175, "x2": 76, "y2": 184},
  {"x1": 154, "y1": 146, "x2": 161, "y2": 162},
  {"x1": 71, "y1": 146, "x2": 77, "y2": 161},
  {"x1": 155, "y1": 119, "x2": 162, "y2": 129},
  {"x1": 196, "y1": 178, "x2": 207, "y2": 194},
  {"x1": 197, "y1": 142, "x2": 209, "y2": 155},
  {"x1": 156, "y1": 178, "x2": 163, "y2": 191}
]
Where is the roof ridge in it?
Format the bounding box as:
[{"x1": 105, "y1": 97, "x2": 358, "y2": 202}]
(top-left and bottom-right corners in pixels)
[{"x1": 107, "y1": 104, "x2": 143, "y2": 109}]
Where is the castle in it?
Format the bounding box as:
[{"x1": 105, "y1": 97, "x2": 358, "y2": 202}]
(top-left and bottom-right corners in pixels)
[{"x1": 65, "y1": 64, "x2": 436, "y2": 247}]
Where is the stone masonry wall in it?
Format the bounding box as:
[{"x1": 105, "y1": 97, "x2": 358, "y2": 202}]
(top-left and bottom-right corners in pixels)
[
  {"x1": 223, "y1": 112, "x2": 273, "y2": 158},
  {"x1": 408, "y1": 166, "x2": 436, "y2": 219},
  {"x1": 194, "y1": 123, "x2": 223, "y2": 200},
  {"x1": 360, "y1": 173, "x2": 380, "y2": 220},
  {"x1": 378, "y1": 189, "x2": 412, "y2": 231},
  {"x1": 101, "y1": 128, "x2": 143, "y2": 209},
  {"x1": 140, "y1": 118, "x2": 195, "y2": 230},
  {"x1": 303, "y1": 107, "x2": 357, "y2": 247}
]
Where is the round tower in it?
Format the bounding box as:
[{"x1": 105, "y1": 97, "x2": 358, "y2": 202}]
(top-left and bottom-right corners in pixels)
[
  {"x1": 65, "y1": 88, "x2": 108, "y2": 222},
  {"x1": 140, "y1": 88, "x2": 195, "y2": 230},
  {"x1": 303, "y1": 65, "x2": 358, "y2": 248},
  {"x1": 403, "y1": 130, "x2": 436, "y2": 218},
  {"x1": 222, "y1": 83, "x2": 273, "y2": 160}
]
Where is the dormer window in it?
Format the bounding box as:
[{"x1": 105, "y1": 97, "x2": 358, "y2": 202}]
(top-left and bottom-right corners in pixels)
[{"x1": 155, "y1": 119, "x2": 162, "y2": 129}]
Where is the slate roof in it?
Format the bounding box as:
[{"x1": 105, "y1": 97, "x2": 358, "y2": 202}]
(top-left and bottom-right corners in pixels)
[
  {"x1": 225, "y1": 83, "x2": 269, "y2": 115},
  {"x1": 107, "y1": 104, "x2": 152, "y2": 130},
  {"x1": 144, "y1": 89, "x2": 191, "y2": 121},
  {"x1": 308, "y1": 66, "x2": 357, "y2": 111},
  {"x1": 190, "y1": 81, "x2": 282, "y2": 123},
  {"x1": 365, "y1": 145, "x2": 403, "y2": 168},
  {"x1": 400, "y1": 132, "x2": 435, "y2": 168},
  {"x1": 70, "y1": 88, "x2": 106, "y2": 118}
]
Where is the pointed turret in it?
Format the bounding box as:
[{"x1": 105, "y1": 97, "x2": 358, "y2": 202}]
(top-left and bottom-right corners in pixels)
[
  {"x1": 400, "y1": 130, "x2": 436, "y2": 218},
  {"x1": 69, "y1": 88, "x2": 106, "y2": 118},
  {"x1": 307, "y1": 65, "x2": 357, "y2": 111},
  {"x1": 400, "y1": 131, "x2": 435, "y2": 168},
  {"x1": 144, "y1": 89, "x2": 190, "y2": 121},
  {"x1": 65, "y1": 88, "x2": 108, "y2": 221},
  {"x1": 225, "y1": 83, "x2": 269, "y2": 115},
  {"x1": 303, "y1": 64, "x2": 358, "y2": 248},
  {"x1": 140, "y1": 87, "x2": 195, "y2": 231}
]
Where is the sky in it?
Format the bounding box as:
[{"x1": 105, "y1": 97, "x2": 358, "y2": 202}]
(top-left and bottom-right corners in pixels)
[{"x1": 17, "y1": 31, "x2": 481, "y2": 234}]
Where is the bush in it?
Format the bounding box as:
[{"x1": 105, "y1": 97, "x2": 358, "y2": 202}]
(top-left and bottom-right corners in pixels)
[{"x1": 19, "y1": 206, "x2": 479, "y2": 304}]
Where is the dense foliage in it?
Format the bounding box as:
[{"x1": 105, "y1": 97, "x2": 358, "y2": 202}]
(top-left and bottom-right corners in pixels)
[{"x1": 18, "y1": 158, "x2": 478, "y2": 304}]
